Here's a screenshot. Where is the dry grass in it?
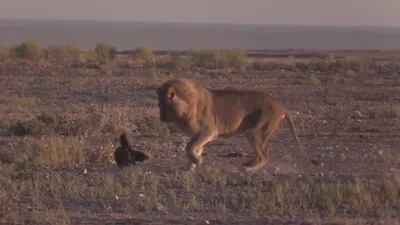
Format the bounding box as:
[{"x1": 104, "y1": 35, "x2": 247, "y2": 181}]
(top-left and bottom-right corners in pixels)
[
  {"x1": 1, "y1": 159, "x2": 399, "y2": 224},
  {"x1": 0, "y1": 46, "x2": 400, "y2": 224},
  {"x1": 303, "y1": 73, "x2": 322, "y2": 85}
]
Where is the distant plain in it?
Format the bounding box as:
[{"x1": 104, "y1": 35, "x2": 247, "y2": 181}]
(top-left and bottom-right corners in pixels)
[{"x1": 1, "y1": 19, "x2": 400, "y2": 51}]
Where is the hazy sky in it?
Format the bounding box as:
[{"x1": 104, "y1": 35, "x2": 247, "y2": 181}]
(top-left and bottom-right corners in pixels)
[{"x1": 1, "y1": 0, "x2": 399, "y2": 27}]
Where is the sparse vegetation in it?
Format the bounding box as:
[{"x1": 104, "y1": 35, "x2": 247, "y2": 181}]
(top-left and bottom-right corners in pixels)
[
  {"x1": 303, "y1": 73, "x2": 322, "y2": 85},
  {"x1": 190, "y1": 49, "x2": 248, "y2": 69},
  {"x1": 0, "y1": 44, "x2": 10, "y2": 60},
  {"x1": 10, "y1": 40, "x2": 42, "y2": 61},
  {"x1": 94, "y1": 43, "x2": 117, "y2": 62},
  {"x1": 45, "y1": 43, "x2": 82, "y2": 65},
  {"x1": 160, "y1": 52, "x2": 191, "y2": 70},
  {"x1": 1, "y1": 41, "x2": 399, "y2": 77},
  {"x1": 132, "y1": 46, "x2": 155, "y2": 67},
  {"x1": 0, "y1": 44, "x2": 400, "y2": 224},
  {"x1": 94, "y1": 43, "x2": 118, "y2": 73}
]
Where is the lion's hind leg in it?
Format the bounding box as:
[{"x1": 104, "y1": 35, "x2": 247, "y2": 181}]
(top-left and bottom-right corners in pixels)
[
  {"x1": 244, "y1": 114, "x2": 284, "y2": 173},
  {"x1": 242, "y1": 131, "x2": 259, "y2": 167},
  {"x1": 243, "y1": 130, "x2": 268, "y2": 172}
]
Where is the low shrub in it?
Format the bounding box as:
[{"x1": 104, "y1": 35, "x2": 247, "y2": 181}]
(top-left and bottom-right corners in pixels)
[{"x1": 11, "y1": 40, "x2": 42, "y2": 61}]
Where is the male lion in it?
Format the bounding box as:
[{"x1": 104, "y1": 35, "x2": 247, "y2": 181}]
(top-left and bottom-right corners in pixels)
[{"x1": 156, "y1": 78, "x2": 319, "y2": 173}]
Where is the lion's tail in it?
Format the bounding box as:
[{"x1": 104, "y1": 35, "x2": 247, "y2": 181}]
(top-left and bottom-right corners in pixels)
[{"x1": 284, "y1": 112, "x2": 320, "y2": 166}]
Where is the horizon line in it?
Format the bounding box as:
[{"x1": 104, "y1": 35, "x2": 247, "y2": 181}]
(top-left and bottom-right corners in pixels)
[{"x1": 0, "y1": 17, "x2": 399, "y2": 29}]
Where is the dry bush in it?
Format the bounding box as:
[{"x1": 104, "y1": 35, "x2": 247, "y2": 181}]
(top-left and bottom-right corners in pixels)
[
  {"x1": 94, "y1": 43, "x2": 117, "y2": 62},
  {"x1": 156, "y1": 52, "x2": 191, "y2": 70},
  {"x1": 325, "y1": 53, "x2": 337, "y2": 63},
  {"x1": 45, "y1": 44, "x2": 82, "y2": 65},
  {"x1": 94, "y1": 43, "x2": 118, "y2": 73},
  {"x1": 189, "y1": 50, "x2": 217, "y2": 69},
  {"x1": 218, "y1": 49, "x2": 248, "y2": 69},
  {"x1": 132, "y1": 46, "x2": 155, "y2": 67},
  {"x1": 94, "y1": 43, "x2": 117, "y2": 70},
  {"x1": 0, "y1": 44, "x2": 10, "y2": 60},
  {"x1": 10, "y1": 40, "x2": 43, "y2": 61},
  {"x1": 190, "y1": 49, "x2": 248, "y2": 69}
]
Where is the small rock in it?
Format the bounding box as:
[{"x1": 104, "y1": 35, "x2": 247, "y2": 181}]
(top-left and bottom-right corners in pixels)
[
  {"x1": 155, "y1": 202, "x2": 165, "y2": 211},
  {"x1": 80, "y1": 168, "x2": 88, "y2": 175},
  {"x1": 274, "y1": 167, "x2": 280, "y2": 175}
]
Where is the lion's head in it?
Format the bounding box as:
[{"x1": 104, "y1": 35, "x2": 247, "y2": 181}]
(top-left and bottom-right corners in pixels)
[{"x1": 156, "y1": 79, "x2": 196, "y2": 123}]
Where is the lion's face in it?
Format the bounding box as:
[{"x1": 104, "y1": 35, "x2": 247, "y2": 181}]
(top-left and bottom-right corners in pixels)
[{"x1": 156, "y1": 86, "x2": 182, "y2": 123}]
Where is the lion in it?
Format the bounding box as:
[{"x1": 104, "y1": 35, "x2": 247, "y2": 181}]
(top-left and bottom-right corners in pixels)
[
  {"x1": 114, "y1": 133, "x2": 149, "y2": 168},
  {"x1": 156, "y1": 78, "x2": 319, "y2": 173}
]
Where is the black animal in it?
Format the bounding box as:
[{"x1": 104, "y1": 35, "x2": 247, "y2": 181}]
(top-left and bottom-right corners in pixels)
[{"x1": 114, "y1": 133, "x2": 149, "y2": 168}]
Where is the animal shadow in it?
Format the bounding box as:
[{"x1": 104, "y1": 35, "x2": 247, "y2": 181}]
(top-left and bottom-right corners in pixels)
[{"x1": 114, "y1": 133, "x2": 149, "y2": 168}]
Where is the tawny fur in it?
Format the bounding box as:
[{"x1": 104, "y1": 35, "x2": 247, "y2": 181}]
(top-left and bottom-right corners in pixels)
[{"x1": 156, "y1": 78, "x2": 319, "y2": 173}]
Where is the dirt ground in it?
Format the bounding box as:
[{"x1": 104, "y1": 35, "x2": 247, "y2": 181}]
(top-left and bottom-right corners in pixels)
[{"x1": 0, "y1": 53, "x2": 400, "y2": 225}]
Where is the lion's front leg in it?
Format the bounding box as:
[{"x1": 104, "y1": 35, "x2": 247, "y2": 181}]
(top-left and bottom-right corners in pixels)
[{"x1": 185, "y1": 129, "x2": 215, "y2": 172}]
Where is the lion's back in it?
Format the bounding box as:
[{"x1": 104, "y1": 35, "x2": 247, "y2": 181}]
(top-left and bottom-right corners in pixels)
[
  {"x1": 209, "y1": 89, "x2": 285, "y2": 134},
  {"x1": 210, "y1": 88, "x2": 282, "y2": 112}
]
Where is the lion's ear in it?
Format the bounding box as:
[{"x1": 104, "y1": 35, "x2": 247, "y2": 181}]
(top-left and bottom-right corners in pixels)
[{"x1": 168, "y1": 89, "x2": 176, "y2": 100}]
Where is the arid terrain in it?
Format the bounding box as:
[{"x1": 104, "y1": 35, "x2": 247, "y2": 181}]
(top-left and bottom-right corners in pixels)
[{"x1": 0, "y1": 43, "x2": 400, "y2": 224}]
